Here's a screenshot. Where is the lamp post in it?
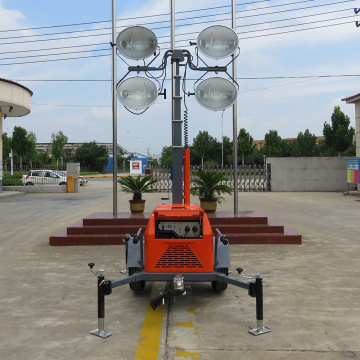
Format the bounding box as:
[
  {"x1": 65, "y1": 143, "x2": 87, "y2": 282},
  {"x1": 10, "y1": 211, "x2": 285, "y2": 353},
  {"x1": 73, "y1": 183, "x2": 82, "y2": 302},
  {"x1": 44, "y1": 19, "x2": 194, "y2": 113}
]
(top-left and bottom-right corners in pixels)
[
  {"x1": 232, "y1": 0, "x2": 239, "y2": 214},
  {"x1": 111, "y1": 0, "x2": 118, "y2": 216}
]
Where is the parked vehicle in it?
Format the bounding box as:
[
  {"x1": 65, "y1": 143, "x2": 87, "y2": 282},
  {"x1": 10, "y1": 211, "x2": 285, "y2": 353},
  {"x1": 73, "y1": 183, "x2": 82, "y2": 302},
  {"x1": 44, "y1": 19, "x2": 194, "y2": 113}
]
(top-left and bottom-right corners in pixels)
[
  {"x1": 54, "y1": 171, "x2": 88, "y2": 186},
  {"x1": 21, "y1": 169, "x2": 88, "y2": 186},
  {"x1": 21, "y1": 170, "x2": 67, "y2": 186}
]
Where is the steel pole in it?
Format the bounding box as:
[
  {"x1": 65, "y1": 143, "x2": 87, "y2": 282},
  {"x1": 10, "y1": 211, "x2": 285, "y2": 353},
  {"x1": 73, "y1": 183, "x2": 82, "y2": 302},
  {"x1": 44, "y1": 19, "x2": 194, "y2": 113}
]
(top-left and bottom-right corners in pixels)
[
  {"x1": 171, "y1": 0, "x2": 183, "y2": 204},
  {"x1": 232, "y1": 0, "x2": 238, "y2": 214},
  {"x1": 112, "y1": 0, "x2": 118, "y2": 216},
  {"x1": 0, "y1": 112, "x2": 2, "y2": 193}
]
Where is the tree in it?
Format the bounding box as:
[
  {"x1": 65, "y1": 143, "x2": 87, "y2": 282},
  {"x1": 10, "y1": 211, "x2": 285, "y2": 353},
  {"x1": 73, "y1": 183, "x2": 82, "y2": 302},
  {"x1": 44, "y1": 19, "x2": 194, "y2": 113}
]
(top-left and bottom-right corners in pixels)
[
  {"x1": 281, "y1": 140, "x2": 297, "y2": 157},
  {"x1": 237, "y1": 128, "x2": 255, "y2": 165},
  {"x1": 247, "y1": 146, "x2": 266, "y2": 165},
  {"x1": 2, "y1": 133, "x2": 12, "y2": 167},
  {"x1": 74, "y1": 141, "x2": 108, "y2": 172},
  {"x1": 51, "y1": 131, "x2": 68, "y2": 164},
  {"x1": 11, "y1": 126, "x2": 33, "y2": 168},
  {"x1": 117, "y1": 153, "x2": 133, "y2": 172},
  {"x1": 159, "y1": 146, "x2": 172, "y2": 167},
  {"x1": 191, "y1": 131, "x2": 218, "y2": 166},
  {"x1": 220, "y1": 136, "x2": 232, "y2": 167},
  {"x1": 36, "y1": 152, "x2": 52, "y2": 165},
  {"x1": 296, "y1": 129, "x2": 319, "y2": 157},
  {"x1": 262, "y1": 130, "x2": 283, "y2": 157},
  {"x1": 25, "y1": 131, "x2": 37, "y2": 165},
  {"x1": 323, "y1": 106, "x2": 355, "y2": 156}
]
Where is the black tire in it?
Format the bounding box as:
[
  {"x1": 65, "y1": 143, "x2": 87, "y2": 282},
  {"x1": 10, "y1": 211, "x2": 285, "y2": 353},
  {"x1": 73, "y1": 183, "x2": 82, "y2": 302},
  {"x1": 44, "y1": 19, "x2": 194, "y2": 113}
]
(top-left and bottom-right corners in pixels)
[
  {"x1": 128, "y1": 267, "x2": 145, "y2": 292},
  {"x1": 59, "y1": 182, "x2": 67, "y2": 185},
  {"x1": 211, "y1": 268, "x2": 228, "y2": 292},
  {"x1": 25, "y1": 182, "x2": 34, "y2": 186}
]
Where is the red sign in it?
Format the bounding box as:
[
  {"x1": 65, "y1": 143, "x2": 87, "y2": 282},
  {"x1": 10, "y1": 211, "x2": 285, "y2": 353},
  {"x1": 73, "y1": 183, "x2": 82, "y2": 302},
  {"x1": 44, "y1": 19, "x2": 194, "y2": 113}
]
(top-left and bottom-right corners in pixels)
[{"x1": 132, "y1": 162, "x2": 140, "y2": 170}]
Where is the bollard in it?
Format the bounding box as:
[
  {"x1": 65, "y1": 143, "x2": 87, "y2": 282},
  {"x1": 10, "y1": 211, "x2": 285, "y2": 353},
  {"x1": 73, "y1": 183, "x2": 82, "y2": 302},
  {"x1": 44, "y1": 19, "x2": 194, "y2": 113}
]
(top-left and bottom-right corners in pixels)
[
  {"x1": 91, "y1": 271, "x2": 112, "y2": 338},
  {"x1": 67, "y1": 175, "x2": 74, "y2": 193},
  {"x1": 249, "y1": 276, "x2": 271, "y2": 336}
]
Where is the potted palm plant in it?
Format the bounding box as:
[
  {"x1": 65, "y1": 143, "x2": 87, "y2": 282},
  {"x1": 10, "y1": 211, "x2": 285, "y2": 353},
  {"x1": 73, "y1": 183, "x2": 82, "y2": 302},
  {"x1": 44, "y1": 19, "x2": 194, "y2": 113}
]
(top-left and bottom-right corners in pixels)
[
  {"x1": 118, "y1": 175, "x2": 158, "y2": 213},
  {"x1": 190, "y1": 169, "x2": 232, "y2": 212}
]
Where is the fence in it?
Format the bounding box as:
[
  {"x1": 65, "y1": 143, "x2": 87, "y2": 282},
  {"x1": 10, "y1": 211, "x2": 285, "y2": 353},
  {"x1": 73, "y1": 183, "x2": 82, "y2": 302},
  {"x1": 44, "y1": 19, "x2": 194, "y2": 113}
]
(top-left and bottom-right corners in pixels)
[
  {"x1": 2, "y1": 165, "x2": 67, "y2": 186},
  {"x1": 151, "y1": 165, "x2": 270, "y2": 192}
]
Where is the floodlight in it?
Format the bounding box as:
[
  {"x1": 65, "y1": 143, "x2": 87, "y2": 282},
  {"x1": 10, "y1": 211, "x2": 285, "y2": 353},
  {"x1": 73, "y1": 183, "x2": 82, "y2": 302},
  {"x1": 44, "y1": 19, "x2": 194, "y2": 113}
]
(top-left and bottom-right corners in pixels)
[
  {"x1": 195, "y1": 77, "x2": 237, "y2": 111},
  {"x1": 116, "y1": 25, "x2": 158, "y2": 60},
  {"x1": 116, "y1": 76, "x2": 158, "y2": 110},
  {"x1": 197, "y1": 25, "x2": 239, "y2": 59}
]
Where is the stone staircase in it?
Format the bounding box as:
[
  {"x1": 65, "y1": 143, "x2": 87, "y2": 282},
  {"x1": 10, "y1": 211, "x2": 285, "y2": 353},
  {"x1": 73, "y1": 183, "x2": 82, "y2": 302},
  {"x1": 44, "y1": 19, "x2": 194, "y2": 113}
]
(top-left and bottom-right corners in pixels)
[{"x1": 49, "y1": 211, "x2": 301, "y2": 246}]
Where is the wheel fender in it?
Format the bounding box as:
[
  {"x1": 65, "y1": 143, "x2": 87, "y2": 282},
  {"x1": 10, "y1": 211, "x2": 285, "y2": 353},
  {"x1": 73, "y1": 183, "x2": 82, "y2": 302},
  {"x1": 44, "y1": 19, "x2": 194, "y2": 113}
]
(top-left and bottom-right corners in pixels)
[
  {"x1": 213, "y1": 237, "x2": 230, "y2": 268},
  {"x1": 127, "y1": 238, "x2": 144, "y2": 268}
]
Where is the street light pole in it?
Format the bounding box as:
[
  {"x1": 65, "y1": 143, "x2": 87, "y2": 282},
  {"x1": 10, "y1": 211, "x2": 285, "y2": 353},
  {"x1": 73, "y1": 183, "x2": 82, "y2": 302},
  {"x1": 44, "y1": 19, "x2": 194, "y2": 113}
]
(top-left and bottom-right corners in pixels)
[
  {"x1": 232, "y1": 0, "x2": 238, "y2": 214},
  {"x1": 112, "y1": 0, "x2": 118, "y2": 216}
]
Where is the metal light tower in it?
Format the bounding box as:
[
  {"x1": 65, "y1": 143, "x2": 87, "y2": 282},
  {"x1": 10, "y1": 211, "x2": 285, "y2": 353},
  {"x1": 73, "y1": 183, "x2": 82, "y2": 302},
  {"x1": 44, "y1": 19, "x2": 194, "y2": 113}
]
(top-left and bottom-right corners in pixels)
[{"x1": 114, "y1": 4, "x2": 239, "y2": 204}]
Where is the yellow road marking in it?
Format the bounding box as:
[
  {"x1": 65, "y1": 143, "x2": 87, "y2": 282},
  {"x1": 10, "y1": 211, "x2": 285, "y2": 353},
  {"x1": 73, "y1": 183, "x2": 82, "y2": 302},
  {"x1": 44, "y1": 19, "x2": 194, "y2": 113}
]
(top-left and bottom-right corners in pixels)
[
  {"x1": 134, "y1": 303, "x2": 164, "y2": 360},
  {"x1": 175, "y1": 350, "x2": 201, "y2": 360}
]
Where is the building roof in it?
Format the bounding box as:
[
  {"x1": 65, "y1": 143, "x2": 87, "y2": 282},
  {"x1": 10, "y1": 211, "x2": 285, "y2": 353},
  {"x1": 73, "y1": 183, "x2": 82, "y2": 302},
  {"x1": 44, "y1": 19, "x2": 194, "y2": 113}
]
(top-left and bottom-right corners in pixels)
[
  {"x1": 0, "y1": 78, "x2": 33, "y2": 96},
  {"x1": 341, "y1": 92, "x2": 360, "y2": 104},
  {"x1": 35, "y1": 142, "x2": 129, "y2": 154}
]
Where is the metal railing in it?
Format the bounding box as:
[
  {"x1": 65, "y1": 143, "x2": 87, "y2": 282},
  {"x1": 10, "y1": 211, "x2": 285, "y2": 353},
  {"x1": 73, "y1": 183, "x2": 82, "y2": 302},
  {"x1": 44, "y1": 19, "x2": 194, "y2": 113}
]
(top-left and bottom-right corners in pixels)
[{"x1": 150, "y1": 165, "x2": 270, "y2": 192}]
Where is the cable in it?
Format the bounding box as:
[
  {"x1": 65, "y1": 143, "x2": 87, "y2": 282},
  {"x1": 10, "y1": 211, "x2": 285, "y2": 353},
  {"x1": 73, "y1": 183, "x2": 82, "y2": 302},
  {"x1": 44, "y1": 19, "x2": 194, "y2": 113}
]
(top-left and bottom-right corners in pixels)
[
  {"x1": 236, "y1": 0, "x2": 355, "y2": 19},
  {"x1": 0, "y1": 0, "x2": 353, "y2": 45},
  {"x1": 0, "y1": 1, "x2": 266, "y2": 33},
  {"x1": 0, "y1": 53, "x2": 110, "y2": 66},
  {"x1": 239, "y1": 14, "x2": 353, "y2": 35},
  {"x1": 1, "y1": 42, "x2": 105, "y2": 55},
  {"x1": 11, "y1": 74, "x2": 360, "y2": 83},
  {"x1": 239, "y1": 19, "x2": 355, "y2": 39},
  {"x1": 0, "y1": 48, "x2": 109, "y2": 61},
  {"x1": 236, "y1": 7, "x2": 349, "y2": 28},
  {"x1": 0, "y1": 2, "x2": 355, "y2": 65},
  {"x1": 0, "y1": 4, "x2": 351, "y2": 58}
]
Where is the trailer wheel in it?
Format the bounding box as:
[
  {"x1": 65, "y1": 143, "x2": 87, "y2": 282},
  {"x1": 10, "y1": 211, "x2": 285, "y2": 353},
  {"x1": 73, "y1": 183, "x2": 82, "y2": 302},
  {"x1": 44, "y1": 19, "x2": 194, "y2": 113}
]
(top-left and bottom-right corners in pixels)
[
  {"x1": 211, "y1": 268, "x2": 228, "y2": 292},
  {"x1": 128, "y1": 267, "x2": 145, "y2": 292}
]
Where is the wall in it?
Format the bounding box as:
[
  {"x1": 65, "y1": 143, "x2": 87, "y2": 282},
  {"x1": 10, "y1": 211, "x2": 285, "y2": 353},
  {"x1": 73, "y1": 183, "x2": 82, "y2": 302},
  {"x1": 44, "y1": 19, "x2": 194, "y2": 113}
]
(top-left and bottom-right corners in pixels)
[{"x1": 267, "y1": 157, "x2": 355, "y2": 192}]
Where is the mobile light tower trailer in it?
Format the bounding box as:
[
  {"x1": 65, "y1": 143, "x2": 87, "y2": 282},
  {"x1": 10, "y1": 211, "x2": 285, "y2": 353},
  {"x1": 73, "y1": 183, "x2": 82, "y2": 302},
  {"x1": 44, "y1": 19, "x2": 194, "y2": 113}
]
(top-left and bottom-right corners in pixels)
[
  {"x1": 88, "y1": 6, "x2": 271, "y2": 339},
  {"x1": 88, "y1": 152, "x2": 271, "y2": 338}
]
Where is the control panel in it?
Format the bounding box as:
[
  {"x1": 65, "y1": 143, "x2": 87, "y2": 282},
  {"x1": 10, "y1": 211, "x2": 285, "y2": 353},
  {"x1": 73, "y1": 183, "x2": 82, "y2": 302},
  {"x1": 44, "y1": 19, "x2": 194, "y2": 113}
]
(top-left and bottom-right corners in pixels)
[{"x1": 155, "y1": 220, "x2": 202, "y2": 239}]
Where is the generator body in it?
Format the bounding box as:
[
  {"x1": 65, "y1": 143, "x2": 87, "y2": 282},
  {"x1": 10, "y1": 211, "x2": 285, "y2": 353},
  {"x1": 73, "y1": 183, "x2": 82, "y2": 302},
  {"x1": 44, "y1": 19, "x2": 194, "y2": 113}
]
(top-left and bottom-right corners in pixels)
[{"x1": 144, "y1": 204, "x2": 214, "y2": 273}]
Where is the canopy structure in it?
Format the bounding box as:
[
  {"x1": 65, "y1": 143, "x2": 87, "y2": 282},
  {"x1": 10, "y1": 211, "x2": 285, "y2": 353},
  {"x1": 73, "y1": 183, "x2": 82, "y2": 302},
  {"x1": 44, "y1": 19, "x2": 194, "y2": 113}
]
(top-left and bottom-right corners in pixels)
[
  {"x1": 0, "y1": 78, "x2": 33, "y2": 118},
  {"x1": 0, "y1": 78, "x2": 33, "y2": 192}
]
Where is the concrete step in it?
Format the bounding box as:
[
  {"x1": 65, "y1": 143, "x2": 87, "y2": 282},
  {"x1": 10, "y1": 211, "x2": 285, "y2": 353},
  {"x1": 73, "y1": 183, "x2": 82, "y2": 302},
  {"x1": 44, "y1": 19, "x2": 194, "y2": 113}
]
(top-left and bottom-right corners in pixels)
[{"x1": 49, "y1": 211, "x2": 302, "y2": 246}]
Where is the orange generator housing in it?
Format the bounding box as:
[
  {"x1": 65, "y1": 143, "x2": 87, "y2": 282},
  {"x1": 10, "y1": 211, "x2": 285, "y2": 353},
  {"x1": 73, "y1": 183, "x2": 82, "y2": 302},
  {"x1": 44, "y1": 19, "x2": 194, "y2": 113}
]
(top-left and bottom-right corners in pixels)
[{"x1": 144, "y1": 204, "x2": 213, "y2": 273}]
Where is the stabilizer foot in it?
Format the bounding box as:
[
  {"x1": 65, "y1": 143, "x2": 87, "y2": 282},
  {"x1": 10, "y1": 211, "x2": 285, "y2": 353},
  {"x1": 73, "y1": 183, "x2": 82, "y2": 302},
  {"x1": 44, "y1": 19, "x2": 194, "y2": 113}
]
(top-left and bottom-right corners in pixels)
[
  {"x1": 91, "y1": 329, "x2": 112, "y2": 338},
  {"x1": 249, "y1": 320, "x2": 271, "y2": 336},
  {"x1": 91, "y1": 318, "x2": 111, "y2": 338}
]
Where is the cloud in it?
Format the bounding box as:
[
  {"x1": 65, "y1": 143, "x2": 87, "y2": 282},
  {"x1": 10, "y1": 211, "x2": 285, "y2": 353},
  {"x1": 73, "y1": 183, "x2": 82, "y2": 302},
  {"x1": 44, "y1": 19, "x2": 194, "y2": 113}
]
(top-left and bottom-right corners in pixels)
[{"x1": 1, "y1": 0, "x2": 359, "y2": 154}]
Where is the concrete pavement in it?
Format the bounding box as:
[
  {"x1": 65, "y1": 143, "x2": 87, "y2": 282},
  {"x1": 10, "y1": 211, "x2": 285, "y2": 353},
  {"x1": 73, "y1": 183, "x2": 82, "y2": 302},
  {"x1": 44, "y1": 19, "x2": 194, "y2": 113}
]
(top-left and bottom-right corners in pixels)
[{"x1": 0, "y1": 180, "x2": 359, "y2": 359}]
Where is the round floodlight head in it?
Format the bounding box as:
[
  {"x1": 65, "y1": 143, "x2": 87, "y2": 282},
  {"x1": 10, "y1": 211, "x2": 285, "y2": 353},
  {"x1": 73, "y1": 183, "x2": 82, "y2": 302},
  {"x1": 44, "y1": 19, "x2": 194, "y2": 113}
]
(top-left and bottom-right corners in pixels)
[
  {"x1": 116, "y1": 25, "x2": 158, "y2": 60},
  {"x1": 195, "y1": 77, "x2": 237, "y2": 111},
  {"x1": 197, "y1": 25, "x2": 239, "y2": 59},
  {"x1": 116, "y1": 76, "x2": 158, "y2": 110}
]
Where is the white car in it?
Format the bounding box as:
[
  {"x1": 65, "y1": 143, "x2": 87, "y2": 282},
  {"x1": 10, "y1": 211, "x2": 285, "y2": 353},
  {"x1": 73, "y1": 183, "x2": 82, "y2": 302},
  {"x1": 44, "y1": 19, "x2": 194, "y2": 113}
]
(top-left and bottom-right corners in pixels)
[
  {"x1": 21, "y1": 169, "x2": 67, "y2": 186},
  {"x1": 21, "y1": 169, "x2": 88, "y2": 186},
  {"x1": 54, "y1": 171, "x2": 88, "y2": 186}
]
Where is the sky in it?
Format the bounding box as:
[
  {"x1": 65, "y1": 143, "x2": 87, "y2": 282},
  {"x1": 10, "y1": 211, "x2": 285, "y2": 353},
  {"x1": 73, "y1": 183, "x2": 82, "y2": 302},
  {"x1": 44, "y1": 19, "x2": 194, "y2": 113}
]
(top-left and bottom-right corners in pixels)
[{"x1": 0, "y1": 0, "x2": 359, "y2": 157}]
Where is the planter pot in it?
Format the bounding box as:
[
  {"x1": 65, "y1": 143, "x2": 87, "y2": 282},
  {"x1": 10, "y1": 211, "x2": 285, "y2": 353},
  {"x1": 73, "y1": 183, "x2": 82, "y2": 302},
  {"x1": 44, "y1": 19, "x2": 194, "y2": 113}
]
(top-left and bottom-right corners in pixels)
[
  {"x1": 200, "y1": 198, "x2": 217, "y2": 213},
  {"x1": 129, "y1": 200, "x2": 146, "y2": 213}
]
